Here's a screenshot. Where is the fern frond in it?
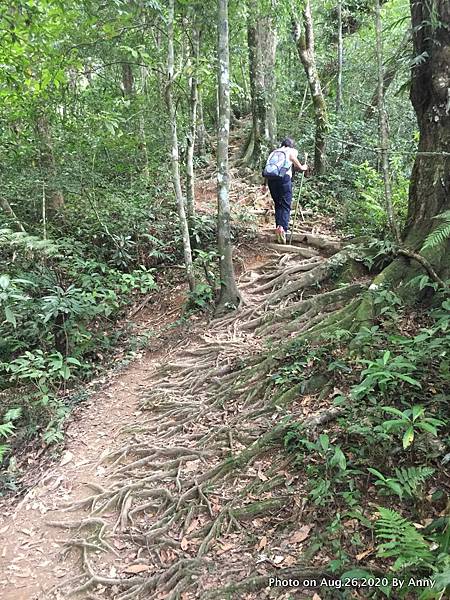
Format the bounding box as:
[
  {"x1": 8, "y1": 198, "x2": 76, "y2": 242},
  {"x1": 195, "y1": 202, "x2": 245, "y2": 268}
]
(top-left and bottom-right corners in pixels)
[
  {"x1": 0, "y1": 421, "x2": 15, "y2": 439},
  {"x1": 3, "y1": 407, "x2": 22, "y2": 422},
  {"x1": 394, "y1": 466, "x2": 434, "y2": 498},
  {"x1": 422, "y1": 212, "x2": 450, "y2": 250},
  {"x1": 0, "y1": 444, "x2": 9, "y2": 464},
  {"x1": 375, "y1": 506, "x2": 433, "y2": 570}
]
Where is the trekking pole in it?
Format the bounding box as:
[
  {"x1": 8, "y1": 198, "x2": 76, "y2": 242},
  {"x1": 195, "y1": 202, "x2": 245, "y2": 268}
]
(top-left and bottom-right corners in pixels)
[{"x1": 289, "y1": 152, "x2": 308, "y2": 245}]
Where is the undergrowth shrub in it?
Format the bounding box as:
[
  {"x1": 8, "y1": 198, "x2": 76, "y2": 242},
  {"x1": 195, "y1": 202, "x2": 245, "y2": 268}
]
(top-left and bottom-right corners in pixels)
[{"x1": 279, "y1": 287, "x2": 450, "y2": 596}]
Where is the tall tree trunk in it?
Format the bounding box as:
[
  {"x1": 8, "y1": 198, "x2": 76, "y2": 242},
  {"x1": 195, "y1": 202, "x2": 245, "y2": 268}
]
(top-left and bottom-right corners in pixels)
[
  {"x1": 375, "y1": 0, "x2": 400, "y2": 242},
  {"x1": 166, "y1": 0, "x2": 195, "y2": 292},
  {"x1": 122, "y1": 63, "x2": 134, "y2": 96},
  {"x1": 216, "y1": 0, "x2": 240, "y2": 313},
  {"x1": 364, "y1": 30, "x2": 410, "y2": 120},
  {"x1": 138, "y1": 66, "x2": 150, "y2": 182},
  {"x1": 291, "y1": 0, "x2": 328, "y2": 174},
  {"x1": 196, "y1": 89, "x2": 209, "y2": 158},
  {"x1": 0, "y1": 198, "x2": 26, "y2": 232},
  {"x1": 405, "y1": 0, "x2": 450, "y2": 264},
  {"x1": 371, "y1": 0, "x2": 450, "y2": 295},
  {"x1": 336, "y1": 0, "x2": 343, "y2": 113},
  {"x1": 246, "y1": 1, "x2": 277, "y2": 165},
  {"x1": 247, "y1": 4, "x2": 260, "y2": 165},
  {"x1": 35, "y1": 112, "x2": 64, "y2": 211},
  {"x1": 262, "y1": 16, "x2": 278, "y2": 147},
  {"x1": 186, "y1": 23, "x2": 200, "y2": 221}
]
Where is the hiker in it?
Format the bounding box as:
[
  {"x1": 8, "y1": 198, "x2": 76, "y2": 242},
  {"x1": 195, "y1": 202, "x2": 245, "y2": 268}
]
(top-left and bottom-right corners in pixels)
[{"x1": 262, "y1": 137, "x2": 308, "y2": 244}]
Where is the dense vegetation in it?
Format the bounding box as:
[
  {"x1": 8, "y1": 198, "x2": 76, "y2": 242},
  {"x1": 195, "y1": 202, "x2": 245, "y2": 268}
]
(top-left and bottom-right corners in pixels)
[{"x1": 0, "y1": 0, "x2": 449, "y2": 598}]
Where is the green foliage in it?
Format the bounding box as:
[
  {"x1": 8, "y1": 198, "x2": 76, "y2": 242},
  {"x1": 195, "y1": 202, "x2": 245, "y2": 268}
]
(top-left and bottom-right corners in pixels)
[
  {"x1": 0, "y1": 407, "x2": 22, "y2": 465},
  {"x1": 188, "y1": 283, "x2": 214, "y2": 311},
  {"x1": 381, "y1": 405, "x2": 443, "y2": 449},
  {"x1": 284, "y1": 430, "x2": 350, "y2": 506},
  {"x1": 351, "y1": 350, "x2": 422, "y2": 400},
  {"x1": 368, "y1": 466, "x2": 435, "y2": 500},
  {"x1": 375, "y1": 507, "x2": 433, "y2": 571},
  {"x1": 422, "y1": 211, "x2": 450, "y2": 251}
]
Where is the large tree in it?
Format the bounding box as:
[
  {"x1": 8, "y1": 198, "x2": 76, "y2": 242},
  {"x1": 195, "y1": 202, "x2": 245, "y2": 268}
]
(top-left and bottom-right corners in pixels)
[
  {"x1": 374, "y1": 0, "x2": 450, "y2": 294},
  {"x1": 406, "y1": 0, "x2": 450, "y2": 252},
  {"x1": 291, "y1": 0, "x2": 328, "y2": 174},
  {"x1": 166, "y1": 0, "x2": 196, "y2": 292},
  {"x1": 216, "y1": 0, "x2": 241, "y2": 314}
]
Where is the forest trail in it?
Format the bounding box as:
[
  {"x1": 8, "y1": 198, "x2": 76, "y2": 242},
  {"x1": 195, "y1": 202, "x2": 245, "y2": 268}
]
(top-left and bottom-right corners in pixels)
[{"x1": 0, "y1": 124, "x2": 343, "y2": 600}]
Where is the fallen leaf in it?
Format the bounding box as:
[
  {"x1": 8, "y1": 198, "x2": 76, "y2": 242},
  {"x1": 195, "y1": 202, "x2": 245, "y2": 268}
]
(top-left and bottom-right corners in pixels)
[
  {"x1": 356, "y1": 547, "x2": 374, "y2": 561},
  {"x1": 217, "y1": 542, "x2": 235, "y2": 555},
  {"x1": 284, "y1": 555, "x2": 297, "y2": 567},
  {"x1": 180, "y1": 537, "x2": 189, "y2": 550},
  {"x1": 60, "y1": 451, "x2": 74, "y2": 466},
  {"x1": 312, "y1": 594, "x2": 322, "y2": 600},
  {"x1": 186, "y1": 518, "x2": 199, "y2": 535},
  {"x1": 257, "y1": 468, "x2": 268, "y2": 482},
  {"x1": 289, "y1": 525, "x2": 311, "y2": 544},
  {"x1": 257, "y1": 535, "x2": 268, "y2": 551},
  {"x1": 273, "y1": 555, "x2": 284, "y2": 565},
  {"x1": 123, "y1": 564, "x2": 152, "y2": 574}
]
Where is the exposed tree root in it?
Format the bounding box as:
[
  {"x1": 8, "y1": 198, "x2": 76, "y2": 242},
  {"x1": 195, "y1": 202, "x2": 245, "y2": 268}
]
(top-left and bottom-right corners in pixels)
[
  {"x1": 265, "y1": 249, "x2": 351, "y2": 305},
  {"x1": 266, "y1": 242, "x2": 320, "y2": 258},
  {"x1": 48, "y1": 228, "x2": 376, "y2": 600},
  {"x1": 258, "y1": 230, "x2": 341, "y2": 253}
]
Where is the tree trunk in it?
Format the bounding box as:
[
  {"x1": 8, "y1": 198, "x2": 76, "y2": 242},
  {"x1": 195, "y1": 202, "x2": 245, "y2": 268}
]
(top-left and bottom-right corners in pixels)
[
  {"x1": 262, "y1": 16, "x2": 278, "y2": 147},
  {"x1": 336, "y1": 0, "x2": 343, "y2": 113},
  {"x1": 216, "y1": 0, "x2": 240, "y2": 313},
  {"x1": 405, "y1": 0, "x2": 450, "y2": 266},
  {"x1": 122, "y1": 63, "x2": 134, "y2": 96},
  {"x1": 35, "y1": 112, "x2": 64, "y2": 211},
  {"x1": 186, "y1": 23, "x2": 200, "y2": 222},
  {"x1": 375, "y1": 0, "x2": 400, "y2": 242},
  {"x1": 0, "y1": 198, "x2": 26, "y2": 232},
  {"x1": 166, "y1": 0, "x2": 196, "y2": 293},
  {"x1": 247, "y1": 7, "x2": 260, "y2": 166},
  {"x1": 122, "y1": 63, "x2": 149, "y2": 181},
  {"x1": 246, "y1": 1, "x2": 277, "y2": 166},
  {"x1": 370, "y1": 0, "x2": 450, "y2": 294},
  {"x1": 138, "y1": 66, "x2": 150, "y2": 182},
  {"x1": 364, "y1": 30, "x2": 411, "y2": 120},
  {"x1": 291, "y1": 0, "x2": 328, "y2": 174}
]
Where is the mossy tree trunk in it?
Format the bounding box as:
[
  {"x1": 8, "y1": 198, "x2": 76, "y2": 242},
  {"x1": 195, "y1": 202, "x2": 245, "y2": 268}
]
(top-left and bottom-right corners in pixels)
[
  {"x1": 368, "y1": 0, "x2": 450, "y2": 297},
  {"x1": 404, "y1": 0, "x2": 450, "y2": 261}
]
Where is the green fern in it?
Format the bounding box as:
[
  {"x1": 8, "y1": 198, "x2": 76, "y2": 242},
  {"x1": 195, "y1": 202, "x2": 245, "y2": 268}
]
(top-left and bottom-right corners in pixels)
[
  {"x1": 0, "y1": 228, "x2": 59, "y2": 255},
  {"x1": 0, "y1": 444, "x2": 9, "y2": 463},
  {"x1": 394, "y1": 466, "x2": 435, "y2": 498},
  {"x1": 422, "y1": 210, "x2": 450, "y2": 250},
  {"x1": 0, "y1": 407, "x2": 22, "y2": 464},
  {"x1": 375, "y1": 506, "x2": 433, "y2": 571},
  {"x1": 0, "y1": 421, "x2": 15, "y2": 439}
]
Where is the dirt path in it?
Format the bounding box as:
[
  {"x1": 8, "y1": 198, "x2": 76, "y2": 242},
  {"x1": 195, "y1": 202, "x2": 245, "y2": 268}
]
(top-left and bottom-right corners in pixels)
[
  {"x1": 0, "y1": 126, "x2": 344, "y2": 600},
  {"x1": 0, "y1": 286, "x2": 194, "y2": 599}
]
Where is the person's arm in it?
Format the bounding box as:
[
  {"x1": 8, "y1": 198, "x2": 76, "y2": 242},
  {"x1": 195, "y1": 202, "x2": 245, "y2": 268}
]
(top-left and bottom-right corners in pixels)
[{"x1": 291, "y1": 152, "x2": 308, "y2": 172}]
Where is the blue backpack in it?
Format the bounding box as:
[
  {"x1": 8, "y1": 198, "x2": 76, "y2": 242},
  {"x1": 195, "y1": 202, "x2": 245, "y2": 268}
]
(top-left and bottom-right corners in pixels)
[{"x1": 262, "y1": 149, "x2": 291, "y2": 179}]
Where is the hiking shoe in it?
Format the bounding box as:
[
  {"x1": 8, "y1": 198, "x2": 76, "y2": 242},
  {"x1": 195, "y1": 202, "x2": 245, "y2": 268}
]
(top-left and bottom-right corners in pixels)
[{"x1": 275, "y1": 226, "x2": 286, "y2": 245}]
